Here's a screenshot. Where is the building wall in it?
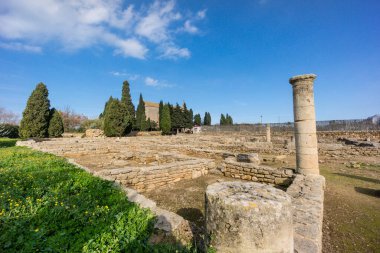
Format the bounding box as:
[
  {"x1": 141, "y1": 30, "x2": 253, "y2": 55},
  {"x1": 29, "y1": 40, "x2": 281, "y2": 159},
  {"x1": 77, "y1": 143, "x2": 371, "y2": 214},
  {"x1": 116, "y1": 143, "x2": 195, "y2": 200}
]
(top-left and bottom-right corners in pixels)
[{"x1": 145, "y1": 102, "x2": 159, "y2": 123}]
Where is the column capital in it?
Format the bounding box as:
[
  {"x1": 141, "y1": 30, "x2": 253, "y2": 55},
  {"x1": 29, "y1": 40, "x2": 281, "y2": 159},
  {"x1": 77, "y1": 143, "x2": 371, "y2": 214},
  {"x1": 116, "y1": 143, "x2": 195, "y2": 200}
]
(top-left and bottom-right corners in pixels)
[{"x1": 289, "y1": 74, "x2": 317, "y2": 85}]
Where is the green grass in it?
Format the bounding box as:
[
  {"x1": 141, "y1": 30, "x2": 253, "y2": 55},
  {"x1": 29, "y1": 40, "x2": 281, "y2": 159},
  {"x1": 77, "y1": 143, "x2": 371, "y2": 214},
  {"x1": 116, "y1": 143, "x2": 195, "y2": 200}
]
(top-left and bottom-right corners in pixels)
[{"x1": 0, "y1": 139, "x2": 190, "y2": 252}]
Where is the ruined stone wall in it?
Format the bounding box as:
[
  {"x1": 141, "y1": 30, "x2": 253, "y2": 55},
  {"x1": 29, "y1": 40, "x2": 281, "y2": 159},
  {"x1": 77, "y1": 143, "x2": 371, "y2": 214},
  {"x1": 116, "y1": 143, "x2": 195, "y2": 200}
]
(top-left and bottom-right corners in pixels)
[
  {"x1": 96, "y1": 159, "x2": 216, "y2": 192},
  {"x1": 287, "y1": 174, "x2": 325, "y2": 253},
  {"x1": 220, "y1": 160, "x2": 294, "y2": 186}
]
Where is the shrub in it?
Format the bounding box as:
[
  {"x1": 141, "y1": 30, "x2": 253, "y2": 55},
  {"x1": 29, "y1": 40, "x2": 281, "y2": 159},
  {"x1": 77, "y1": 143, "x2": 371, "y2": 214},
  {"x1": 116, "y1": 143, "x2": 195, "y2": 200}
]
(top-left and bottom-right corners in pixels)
[
  {"x1": 103, "y1": 98, "x2": 132, "y2": 137},
  {"x1": 0, "y1": 124, "x2": 19, "y2": 138},
  {"x1": 48, "y1": 108, "x2": 64, "y2": 137},
  {"x1": 19, "y1": 83, "x2": 51, "y2": 138}
]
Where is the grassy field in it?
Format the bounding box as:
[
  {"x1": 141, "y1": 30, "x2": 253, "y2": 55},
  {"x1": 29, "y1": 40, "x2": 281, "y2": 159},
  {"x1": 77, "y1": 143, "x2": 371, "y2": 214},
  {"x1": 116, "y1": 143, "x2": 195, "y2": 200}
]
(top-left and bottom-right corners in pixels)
[{"x1": 0, "y1": 138, "x2": 189, "y2": 252}]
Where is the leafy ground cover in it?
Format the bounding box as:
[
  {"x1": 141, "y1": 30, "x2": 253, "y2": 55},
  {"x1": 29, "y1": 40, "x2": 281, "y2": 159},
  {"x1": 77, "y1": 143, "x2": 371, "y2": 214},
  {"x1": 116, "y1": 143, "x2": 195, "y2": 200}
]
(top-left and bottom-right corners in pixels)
[{"x1": 0, "y1": 138, "x2": 189, "y2": 252}]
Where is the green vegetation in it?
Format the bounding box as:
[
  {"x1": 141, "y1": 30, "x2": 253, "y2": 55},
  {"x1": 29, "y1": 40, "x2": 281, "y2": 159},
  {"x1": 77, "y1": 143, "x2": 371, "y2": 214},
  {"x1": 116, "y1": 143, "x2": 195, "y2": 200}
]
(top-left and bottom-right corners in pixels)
[
  {"x1": 0, "y1": 138, "x2": 19, "y2": 148},
  {"x1": 19, "y1": 83, "x2": 51, "y2": 138},
  {"x1": 220, "y1": 113, "x2": 233, "y2": 125},
  {"x1": 136, "y1": 94, "x2": 148, "y2": 131},
  {"x1": 0, "y1": 124, "x2": 19, "y2": 138},
  {"x1": 121, "y1": 80, "x2": 136, "y2": 129},
  {"x1": 203, "y1": 112, "x2": 211, "y2": 126},
  {"x1": 48, "y1": 108, "x2": 64, "y2": 137},
  {"x1": 103, "y1": 97, "x2": 132, "y2": 137},
  {"x1": 159, "y1": 100, "x2": 164, "y2": 130},
  {"x1": 194, "y1": 114, "x2": 201, "y2": 126},
  {"x1": 161, "y1": 104, "x2": 172, "y2": 135},
  {"x1": 0, "y1": 139, "x2": 191, "y2": 252}
]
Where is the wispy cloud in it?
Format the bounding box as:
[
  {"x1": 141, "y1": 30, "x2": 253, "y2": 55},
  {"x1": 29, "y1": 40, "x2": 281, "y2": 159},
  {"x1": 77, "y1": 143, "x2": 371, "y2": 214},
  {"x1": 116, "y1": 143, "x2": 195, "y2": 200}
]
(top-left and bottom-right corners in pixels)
[
  {"x1": 109, "y1": 71, "x2": 140, "y2": 80},
  {"x1": 0, "y1": 42, "x2": 41, "y2": 53},
  {"x1": 144, "y1": 76, "x2": 173, "y2": 88},
  {"x1": 0, "y1": 0, "x2": 206, "y2": 60}
]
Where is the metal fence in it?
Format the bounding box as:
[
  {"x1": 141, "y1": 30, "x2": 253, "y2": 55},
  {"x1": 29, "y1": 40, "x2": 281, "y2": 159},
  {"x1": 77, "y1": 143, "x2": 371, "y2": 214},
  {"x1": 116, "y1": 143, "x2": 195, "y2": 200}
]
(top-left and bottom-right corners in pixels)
[{"x1": 202, "y1": 119, "x2": 380, "y2": 133}]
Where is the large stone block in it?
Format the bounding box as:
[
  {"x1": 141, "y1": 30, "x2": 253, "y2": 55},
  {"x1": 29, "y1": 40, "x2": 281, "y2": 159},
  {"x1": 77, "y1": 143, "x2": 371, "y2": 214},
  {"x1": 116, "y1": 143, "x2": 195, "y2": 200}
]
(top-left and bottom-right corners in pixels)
[{"x1": 205, "y1": 181, "x2": 293, "y2": 253}]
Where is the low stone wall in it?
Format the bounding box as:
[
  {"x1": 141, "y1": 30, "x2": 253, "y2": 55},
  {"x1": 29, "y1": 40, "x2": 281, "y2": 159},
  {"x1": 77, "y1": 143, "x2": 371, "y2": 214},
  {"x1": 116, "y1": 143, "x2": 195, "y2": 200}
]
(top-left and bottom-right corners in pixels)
[
  {"x1": 220, "y1": 160, "x2": 294, "y2": 186},
  {"x1": 287, "y1": 174, "x2": 325, "y2": 253},
  {"x1": 96, "y1": 159, "x2": 216, "y2": 192}
]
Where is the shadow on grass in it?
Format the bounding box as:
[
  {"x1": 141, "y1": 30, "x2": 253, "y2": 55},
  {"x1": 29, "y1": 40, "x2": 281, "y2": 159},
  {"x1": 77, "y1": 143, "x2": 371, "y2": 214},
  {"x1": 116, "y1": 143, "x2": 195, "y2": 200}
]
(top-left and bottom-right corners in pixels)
[
  {"x1": 354, "y1": 187, "x2": 380, "y2": 198},
  {"x1": 0, "y1": 138, "x2": 18, "y2": 148},
  {"x1": 333, "y1": 173, "x2": 380, "y2": 184}
]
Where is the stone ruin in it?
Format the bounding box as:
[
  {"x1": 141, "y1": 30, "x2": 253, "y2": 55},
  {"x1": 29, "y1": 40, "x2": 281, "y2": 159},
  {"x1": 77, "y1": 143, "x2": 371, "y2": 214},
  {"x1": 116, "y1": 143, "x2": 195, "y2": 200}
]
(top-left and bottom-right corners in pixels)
[{"x1": 17, "y1": 74, "x2": 329, "y2": 252}]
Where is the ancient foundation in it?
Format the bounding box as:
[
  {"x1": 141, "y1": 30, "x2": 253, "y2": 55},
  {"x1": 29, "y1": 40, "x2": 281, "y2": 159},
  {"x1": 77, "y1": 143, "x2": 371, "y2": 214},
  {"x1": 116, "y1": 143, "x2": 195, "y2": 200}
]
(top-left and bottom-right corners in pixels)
[
  {"x1": 205, "y1": 181, "x2": 293, "y2": 253},
  {"x1": 290, "y1": 74, "x2": 319, "y2": 175}
]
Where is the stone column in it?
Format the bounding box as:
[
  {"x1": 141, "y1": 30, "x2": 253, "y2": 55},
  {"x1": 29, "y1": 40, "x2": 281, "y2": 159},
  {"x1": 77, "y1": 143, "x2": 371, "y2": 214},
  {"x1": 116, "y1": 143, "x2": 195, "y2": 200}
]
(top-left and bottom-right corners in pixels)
[
  {"x1": 205, "y1": 181, "x2": 293, "y2": 253},
  {"x1": 289, "y1": 74, "x2": 319, "y2": 175},
  {"x1": 266, "y1": 124, "x2": 271, "y2": 142}
]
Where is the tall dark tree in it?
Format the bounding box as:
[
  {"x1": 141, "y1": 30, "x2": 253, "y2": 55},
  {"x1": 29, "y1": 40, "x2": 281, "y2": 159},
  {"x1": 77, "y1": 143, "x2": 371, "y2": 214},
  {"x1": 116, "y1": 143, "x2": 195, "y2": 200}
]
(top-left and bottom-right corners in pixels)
[
  {"x1": 135, "y1": 93, "x2": 148, "y2": 131},
  {"x1": 220, "y1": 114, "x2": 226, "y2": 125},
  {"x1": 186, "y1": 109, "x2": 194, "y2": 128},
  {"x1": 226, "y1": 114, "x2": 233, "y2": 125},
  {"x1": 171, "y1": 103, "x2": 182, "y2": 131},
  {"x1": 103, "y1": 98, "x2": 132, "y2": 137},
  {"x1": 158, "y1": 100, "x2": 164, "y2": 130},
  {"x1": 20, "y1": 83, "x2": 51, "y2": 138},
  {"x1": 203, "y1": 112, "x2": 211, "y2": 126},
  {"x1": 121, "y1": 80, "x2": 135, "y2": 127},
  {"x1": 48, "y1": 108, "x2": 64, "y2": 137},
  {"x1": 194, "y1": 113, "x2": 202, "y2": 126},
  {"x1": 161, "y1": 104, "x2": 171, "y2": 135}
]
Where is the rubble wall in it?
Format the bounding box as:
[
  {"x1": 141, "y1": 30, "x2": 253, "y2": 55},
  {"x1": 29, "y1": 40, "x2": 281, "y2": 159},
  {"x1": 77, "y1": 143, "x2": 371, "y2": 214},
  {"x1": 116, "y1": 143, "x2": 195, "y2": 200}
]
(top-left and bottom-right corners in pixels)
[
  {"x1": 221, "y1": 160, "x2": 294, "y2": 186},
  {"x1": 96, "y1": 159, "x2": 216, "y2": 192}
]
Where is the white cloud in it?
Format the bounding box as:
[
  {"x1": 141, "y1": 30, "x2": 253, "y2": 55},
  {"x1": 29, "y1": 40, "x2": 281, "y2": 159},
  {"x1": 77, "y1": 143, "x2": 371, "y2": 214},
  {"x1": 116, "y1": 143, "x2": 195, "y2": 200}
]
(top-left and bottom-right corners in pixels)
[
  {"x1": 144, "y1": 76, "x2": 173, "y2": 88},
  {"x1": 183, "y1": 20, "x2": 198, "y2": 34},
  {"x1": 145, "y1": 77, "x2": 159, "y2": 86},
  {"x1": 0, "y1": 42, "x2": 41, "y2": 53},
  {"x1": 110, "y1": 71, "x2": 139, "y2": 80},
  {"x1": 197, "y1": 9, "x2": 207, "y2": 19},
  {"x1": 159, "y1": 43, "x2": 190, "y2": 59},
  {"x1": 0, "y1": 0, "x2": 205, "y2": 60}
]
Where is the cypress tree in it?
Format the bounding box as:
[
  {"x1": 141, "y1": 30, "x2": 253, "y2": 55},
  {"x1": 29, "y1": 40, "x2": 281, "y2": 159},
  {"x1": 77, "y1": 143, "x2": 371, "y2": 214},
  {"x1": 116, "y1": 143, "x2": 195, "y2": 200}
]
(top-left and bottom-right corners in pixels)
[
  {"x1": 161, "y1": 104, "x2": 171, "y2": 135},
  {"x1": 187, "y1": 108, "x2": 194, "y2": 128},
  {"x1": 220, "y1": 114, "x2": 226, "y2": 125},
  {"x1": 194, "y1": 114, "x2": 201, "y2": 126},
  {"x1": 204, "y1": 112, "x2": 211, "y2": 126},
  {"x1": 159, "y1": 100, "x2": 164, "y2": 130},
  {"x1": 135, "y1": 93, "x2": 148, "y2": 131},
  {"x1": 48, "y1": 108, "x2": 64, "y2": 137},
  {"x1": 121, "y1": 80, "x2": 136, "y2": 127},
  {"x1": 171, "y1": 103, "x2": 182, "y2": 131},
  {"x1": 20, "y1": 83, "x2": 51, "y2": 138},
  {"x1": 103, "y1": 98, "x2": 132, "y2": 137}
]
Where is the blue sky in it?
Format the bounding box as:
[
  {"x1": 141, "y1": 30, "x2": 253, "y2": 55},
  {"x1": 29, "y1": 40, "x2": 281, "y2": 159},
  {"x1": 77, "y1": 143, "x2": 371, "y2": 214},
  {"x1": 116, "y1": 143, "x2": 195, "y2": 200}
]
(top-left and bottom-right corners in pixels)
[{"x1": 0, "y1": 0, "x2": 379, "y2": 124}]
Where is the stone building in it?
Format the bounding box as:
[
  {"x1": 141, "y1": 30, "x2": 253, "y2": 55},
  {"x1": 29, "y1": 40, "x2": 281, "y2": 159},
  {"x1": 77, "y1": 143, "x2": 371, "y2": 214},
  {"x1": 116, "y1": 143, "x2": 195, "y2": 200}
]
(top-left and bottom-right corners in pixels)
[{"x1": 145, "y1": 101, "x2": 159, "y2": 124}]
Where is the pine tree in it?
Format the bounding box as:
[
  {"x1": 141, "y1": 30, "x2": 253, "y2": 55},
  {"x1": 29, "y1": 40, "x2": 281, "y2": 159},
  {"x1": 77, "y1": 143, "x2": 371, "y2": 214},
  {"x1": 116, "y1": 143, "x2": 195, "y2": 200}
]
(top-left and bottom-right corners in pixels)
[
  {"x1": 20, "y1": 83, "x2": 51, "y2": 138},
  {"x1": 48, "y1": 108, "x2": 64, "y2": 137},
  {"x1": 135, "y1": 93, "x2": 147, "y2": 131},
  {"x1": 159, "y1": 100, "x2": 164, "y2": 130},
  {"x1": 161, "y1": 104, "x2": 171, "y2": 135},
  {"x1": 121, "y1": 80, "x2": 135, "y2": 127},
  {"x1": 194, "y1": 114, "x2": 202, "y2": 126},
  {"x1": 103, "y1": 98, "x2": 132, "y2": 137}
]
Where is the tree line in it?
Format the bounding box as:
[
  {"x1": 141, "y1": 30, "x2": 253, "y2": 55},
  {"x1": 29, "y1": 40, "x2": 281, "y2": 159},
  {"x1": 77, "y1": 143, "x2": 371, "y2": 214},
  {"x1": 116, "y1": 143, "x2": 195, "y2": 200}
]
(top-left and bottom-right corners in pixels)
[{"x1": 4, "y1": 81, "x2": 234, "y2": 138}]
